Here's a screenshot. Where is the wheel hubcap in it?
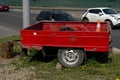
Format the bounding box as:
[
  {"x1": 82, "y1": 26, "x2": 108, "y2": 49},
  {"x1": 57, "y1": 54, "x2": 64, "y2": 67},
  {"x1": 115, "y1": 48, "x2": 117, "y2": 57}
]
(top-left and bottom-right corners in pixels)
[{"x1": 62, "y1": 49, "x2": 79, "y2": 65}]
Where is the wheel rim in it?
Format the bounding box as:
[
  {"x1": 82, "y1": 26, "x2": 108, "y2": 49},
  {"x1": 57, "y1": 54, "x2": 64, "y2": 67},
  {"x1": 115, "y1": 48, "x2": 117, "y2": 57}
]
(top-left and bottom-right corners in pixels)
[{"x1": 62, "y1": 49, "x2": 79, "y2": 65}]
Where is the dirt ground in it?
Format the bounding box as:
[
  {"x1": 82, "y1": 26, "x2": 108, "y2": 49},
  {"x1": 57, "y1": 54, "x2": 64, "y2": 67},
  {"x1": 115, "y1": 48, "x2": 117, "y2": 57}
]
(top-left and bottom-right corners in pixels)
[{"x1": 0, "y1": 55, "x2": 36, "y2": 80}]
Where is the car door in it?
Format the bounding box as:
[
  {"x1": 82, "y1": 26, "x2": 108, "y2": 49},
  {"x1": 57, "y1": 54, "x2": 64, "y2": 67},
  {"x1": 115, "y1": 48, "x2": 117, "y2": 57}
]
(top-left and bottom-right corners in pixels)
[{"x1": 87, "y1": 9, "x2": 103, "y2": 22}]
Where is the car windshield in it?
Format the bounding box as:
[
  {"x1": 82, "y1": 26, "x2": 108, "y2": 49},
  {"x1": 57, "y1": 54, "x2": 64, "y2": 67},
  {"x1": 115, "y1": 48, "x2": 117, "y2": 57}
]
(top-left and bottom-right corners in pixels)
[
  {"x1": 103, "y1": 9, "x2": 118, "y2": 14},
  {"x1": 66, "y1": 14, "x2": 75, "y2": 21}
]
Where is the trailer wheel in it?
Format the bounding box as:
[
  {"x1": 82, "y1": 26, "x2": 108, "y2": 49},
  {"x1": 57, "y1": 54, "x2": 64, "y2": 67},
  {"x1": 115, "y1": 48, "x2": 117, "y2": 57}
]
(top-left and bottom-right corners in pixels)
[{"x1": 58, "y1": 49, "x2": 85, "y2": 67}]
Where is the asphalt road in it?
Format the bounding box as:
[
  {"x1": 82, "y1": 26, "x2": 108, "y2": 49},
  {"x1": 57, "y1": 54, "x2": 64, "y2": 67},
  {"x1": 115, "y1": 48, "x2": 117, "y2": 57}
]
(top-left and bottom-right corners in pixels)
[
  {"x1": 0, "y1": 11, "x2": 36, "y2": 37},
  {"x1": 0, "y1": 11, "x2": 37, "y2": 28},
  {"x1": 0, "y1": 10, "x2": 120, "y2": 49},
  {"x1": 111, "y1": 29, "x2": 120, "y2": 49}
]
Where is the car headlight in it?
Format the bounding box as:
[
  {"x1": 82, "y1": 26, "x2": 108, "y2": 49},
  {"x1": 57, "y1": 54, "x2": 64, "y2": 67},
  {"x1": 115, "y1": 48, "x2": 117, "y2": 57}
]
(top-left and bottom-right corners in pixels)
[
  {"x1": 114, "y1": 17, "x2": 120, "y2": 21},
  {"x1": 111, "y1": 15, "x2": 120, "y2": 20},
  {"x1": 114, "y1": 17, "x2": 119, "y2": 20}
]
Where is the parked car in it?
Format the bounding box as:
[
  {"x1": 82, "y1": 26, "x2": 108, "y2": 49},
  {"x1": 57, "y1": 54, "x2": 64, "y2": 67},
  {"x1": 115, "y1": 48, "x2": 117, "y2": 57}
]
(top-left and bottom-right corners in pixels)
[
  {"x1": 36, "y1": 10, "x2": 76, "y2": 21},
  {"x1": 81, "y1": 7, "x2": 120, "y2": 28},
  {"x1": 0, "y1": 3, "x2": 9, "y2": 11}
]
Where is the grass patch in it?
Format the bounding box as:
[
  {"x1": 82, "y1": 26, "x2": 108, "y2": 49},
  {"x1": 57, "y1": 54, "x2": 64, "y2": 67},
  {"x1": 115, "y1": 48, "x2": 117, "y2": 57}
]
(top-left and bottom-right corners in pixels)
[{"x1": 0, "y1": 36, "x2": 120, "y2": 80}]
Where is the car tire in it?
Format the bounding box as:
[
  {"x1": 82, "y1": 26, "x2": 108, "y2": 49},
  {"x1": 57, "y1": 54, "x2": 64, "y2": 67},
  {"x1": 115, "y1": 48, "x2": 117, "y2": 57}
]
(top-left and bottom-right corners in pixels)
[
  {"x1": 58, "y1": 48, "x2": 85, "y2": 67},
  {"x1": 82, "y1": 17, "x2": 89, "y2": 22}
]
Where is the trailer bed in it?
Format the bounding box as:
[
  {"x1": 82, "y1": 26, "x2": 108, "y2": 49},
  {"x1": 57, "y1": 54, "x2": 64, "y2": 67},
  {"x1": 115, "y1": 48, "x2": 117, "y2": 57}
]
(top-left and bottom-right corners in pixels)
[{"x1": 20, "y1": 21, "x2": 110, "y2": 52}]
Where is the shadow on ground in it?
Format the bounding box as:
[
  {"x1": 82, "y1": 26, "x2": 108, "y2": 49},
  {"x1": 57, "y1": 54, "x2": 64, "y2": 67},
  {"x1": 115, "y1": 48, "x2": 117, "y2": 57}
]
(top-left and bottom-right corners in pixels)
[
  {"x1": 28, "y1": 49, "x2": 57, "y2": 63},
  {"x1": 112, "y1": 26, "x2": 120, "y2": 30},
  {"x1": 26, "y1": 49, "x2": 112, "y2": 64},
  {"x1": 86, "y1": 52, "x2": 112, "y2": 63}
]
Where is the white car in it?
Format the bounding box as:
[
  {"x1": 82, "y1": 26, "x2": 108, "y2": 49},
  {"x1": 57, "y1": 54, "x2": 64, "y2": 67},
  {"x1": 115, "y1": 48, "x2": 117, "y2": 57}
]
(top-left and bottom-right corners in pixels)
[{"x1": 81, "y1": 7, "x2": 120, "y2": 27}]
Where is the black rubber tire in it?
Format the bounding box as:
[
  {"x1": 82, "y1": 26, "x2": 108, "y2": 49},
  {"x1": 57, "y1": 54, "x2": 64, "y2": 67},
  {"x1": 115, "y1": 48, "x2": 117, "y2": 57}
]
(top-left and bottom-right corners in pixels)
[
  {"x1": 82, "y1": 17, "x2": 89, "y2": 22},
  {"x1": 58, "y1": 48, "x2": 85, "y2": 67}
]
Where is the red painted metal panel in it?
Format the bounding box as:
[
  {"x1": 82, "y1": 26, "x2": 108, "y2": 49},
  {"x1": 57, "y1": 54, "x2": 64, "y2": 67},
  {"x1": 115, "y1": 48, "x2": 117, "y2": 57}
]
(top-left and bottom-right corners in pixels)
[{"x1": 20, "y1": 21, "x2": 110, "y2": 52}]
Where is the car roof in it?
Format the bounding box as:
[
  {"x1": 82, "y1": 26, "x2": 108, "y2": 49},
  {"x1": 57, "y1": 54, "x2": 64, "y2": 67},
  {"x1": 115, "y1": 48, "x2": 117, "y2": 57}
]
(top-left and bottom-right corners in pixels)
[
  {"x1": 40, "y1": 10, "x2": 68, "y2": 14},
  {"x1": 88, "y1": 7, "x2": 111, "y2": 10}
]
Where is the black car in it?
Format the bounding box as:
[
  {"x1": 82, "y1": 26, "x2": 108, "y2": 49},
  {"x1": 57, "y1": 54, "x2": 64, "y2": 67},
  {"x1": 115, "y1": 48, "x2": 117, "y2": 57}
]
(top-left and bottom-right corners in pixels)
[{"x1": 36, "y1": 10, "x2": 76, "y2": 21}]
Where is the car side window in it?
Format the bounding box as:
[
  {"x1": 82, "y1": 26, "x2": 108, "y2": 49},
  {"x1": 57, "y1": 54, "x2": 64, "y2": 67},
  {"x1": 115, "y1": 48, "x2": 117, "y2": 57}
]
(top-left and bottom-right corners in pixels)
[
  {"x1": 89, "y1": 9, "x2": 102, "y2": 14},
  {"x1": 50, "y1": 14, "x2": 55, "y2": 21},
  {"x1": 36, "y1": 10, "x2": 75, "y2": 21},
  {"x1": 54, "y1": 14, "x2": 67, "y2": 21},
  {"x1": 39, "y1": 11, "x2": 50, "y2": 20}
]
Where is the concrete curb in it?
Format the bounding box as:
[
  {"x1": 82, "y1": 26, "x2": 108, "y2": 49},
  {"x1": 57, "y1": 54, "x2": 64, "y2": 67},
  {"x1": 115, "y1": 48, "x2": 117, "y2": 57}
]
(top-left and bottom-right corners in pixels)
[
  {"x1": 112, "y1": 47, "x2": 120, "y2": 54},
  {"x1": 9, "y1": 6, "x2": 87, "y2": 14},
  {"x1": 10, "y1": 6, "x2": 87, "y2": 11},
  {"x1": 9, "y1": 6, "x2": 120, "y2": 12}
]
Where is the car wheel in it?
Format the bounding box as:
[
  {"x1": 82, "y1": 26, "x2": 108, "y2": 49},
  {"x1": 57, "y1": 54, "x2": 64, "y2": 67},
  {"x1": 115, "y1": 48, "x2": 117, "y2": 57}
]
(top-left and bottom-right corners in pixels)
[
  {"x1": 58, "y1": 49, "x2": 85, "y2": 67},
  {"x1": 82, "y1": 17, "x2": 89, "y2": 22}
]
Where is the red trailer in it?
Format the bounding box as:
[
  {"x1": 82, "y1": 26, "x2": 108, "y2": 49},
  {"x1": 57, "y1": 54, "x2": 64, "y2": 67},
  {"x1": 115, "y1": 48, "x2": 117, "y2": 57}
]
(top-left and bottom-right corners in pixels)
[{"x1": 20, "y1": 21, "x2": 111, "y2": 67}]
